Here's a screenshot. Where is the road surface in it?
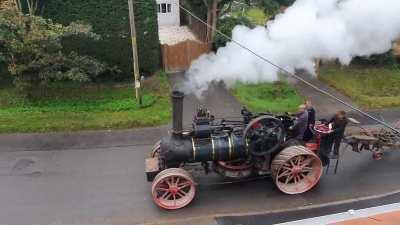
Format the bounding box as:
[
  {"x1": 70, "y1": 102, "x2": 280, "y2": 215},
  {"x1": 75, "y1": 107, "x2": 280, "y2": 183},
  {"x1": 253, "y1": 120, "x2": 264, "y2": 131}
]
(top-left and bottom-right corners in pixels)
[
  {"x1": 1, "y1": 74, "x2": 399, "y2": 225},
  {"x1": 1, "y1": 136, "x2": 400, "y2": 225}
]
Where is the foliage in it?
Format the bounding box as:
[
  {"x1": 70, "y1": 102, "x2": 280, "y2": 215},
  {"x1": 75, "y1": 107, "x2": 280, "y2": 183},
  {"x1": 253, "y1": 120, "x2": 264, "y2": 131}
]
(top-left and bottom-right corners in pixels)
[
  {"x1": 0, "y1": 8, "x2": 105, "y2": 97},
  {"x1": 214, "y1": 16, "x2": 253, "y2": 48},
  {"x1": 0, "y1": 72, "x2": 171, "y2": 133},
  {"x1": 256, "y1": 0, "x2": 295, "y2": 15},
  {"x1": 245, "y1": 7, "x2": 267, "y2": 25},
  {"x1": 231, "y1": 81, "x2": 304, "y2": 113},
  {"x1": 182, "y1": 0, "x2": 235, "y2": 41},
  {"x1": 351, "y1": 51, "x2": 397, "y2": 67},
  {"x1": 43, "y1": 0, "x2": 160, "y2": 79},
  {"x1": 320, "y1": 65, "x2": 400, "y2": 108}
]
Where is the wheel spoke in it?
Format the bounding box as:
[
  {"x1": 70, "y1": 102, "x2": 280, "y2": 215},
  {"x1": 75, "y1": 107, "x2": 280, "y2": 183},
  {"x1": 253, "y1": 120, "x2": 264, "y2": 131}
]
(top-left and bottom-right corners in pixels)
[
  {"x1": 161, "y1": 190, "x2": 170, "y2": 199},
  {"x1": 302, "y1": 166, "x2": 313, "y2": 172},
  {"x1": 302, "y1": 158, "x2": 313, "y2": 166},
  {"x1": 175, "y1": 177, "x2": 180, "y2": 186},
  {"x1": 156, "y1": 187, "x2": 169, "y2": 192},
  {"x1": 166, "y1": 178, "x2": 173, "y2": 187},
  {"x1": 277, "y1": 169, "x2": 291, "y2": 179},
  {"x1": 178, "y1": 181, "x2": 191, "y2": 189},
  {"x1": 176, "y1": 190, "x2": 186, "y2": 198},
  {"x1": 285, "y1": 175, "x2": 293, "y2": 184}
]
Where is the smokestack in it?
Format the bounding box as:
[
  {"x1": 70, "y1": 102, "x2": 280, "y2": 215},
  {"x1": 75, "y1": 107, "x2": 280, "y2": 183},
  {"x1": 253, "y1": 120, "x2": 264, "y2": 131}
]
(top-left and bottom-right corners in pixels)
[{"x1": 171, "y1": 91, "x2": 184, "y2": 135}]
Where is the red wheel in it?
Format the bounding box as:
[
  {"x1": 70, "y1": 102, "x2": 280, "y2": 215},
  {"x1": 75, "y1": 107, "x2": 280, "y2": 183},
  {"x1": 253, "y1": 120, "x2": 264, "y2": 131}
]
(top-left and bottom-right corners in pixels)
[
  {"x1": 151, "y1": 168, "x2": 196, "y2": 210},
  {"x1": 271, "y1": 146, "x2": 323, "y2": 194}
]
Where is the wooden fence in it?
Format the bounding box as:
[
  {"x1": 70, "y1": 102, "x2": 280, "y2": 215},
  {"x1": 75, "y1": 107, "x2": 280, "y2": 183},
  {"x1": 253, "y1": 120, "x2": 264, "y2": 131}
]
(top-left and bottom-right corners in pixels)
[
  {"x1": 187, "y1": 14, "x2": 209, "y2": 43},
  {"x1": 161, "y1": 40, "x2": 211, "y2": 72}
]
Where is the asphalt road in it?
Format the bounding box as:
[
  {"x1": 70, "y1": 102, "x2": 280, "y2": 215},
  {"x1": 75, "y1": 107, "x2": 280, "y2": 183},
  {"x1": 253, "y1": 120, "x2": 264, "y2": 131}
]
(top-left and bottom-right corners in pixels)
[
  {"x1": 1, "y1": 142, "x2": 400, "y2": 225},
  {"x1": 1, "y1": 73, "x2": 399, "y2": 225}
]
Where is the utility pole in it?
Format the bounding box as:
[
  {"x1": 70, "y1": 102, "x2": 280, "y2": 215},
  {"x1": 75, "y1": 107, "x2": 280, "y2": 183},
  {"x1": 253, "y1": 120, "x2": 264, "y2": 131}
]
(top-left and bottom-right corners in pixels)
[{"x1": 128, "y1": 0, "x2": 142, "y2": 105}]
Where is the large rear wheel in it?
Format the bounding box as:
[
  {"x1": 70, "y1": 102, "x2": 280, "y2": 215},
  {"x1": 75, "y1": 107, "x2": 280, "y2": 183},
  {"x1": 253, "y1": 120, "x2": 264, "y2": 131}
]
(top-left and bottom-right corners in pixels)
[
  {"x1": 151, "y1": 168, "x2": 196, "y2": 210},
  {"x1": 271, "y1": 145, "x2": 323, "y2": 194}
]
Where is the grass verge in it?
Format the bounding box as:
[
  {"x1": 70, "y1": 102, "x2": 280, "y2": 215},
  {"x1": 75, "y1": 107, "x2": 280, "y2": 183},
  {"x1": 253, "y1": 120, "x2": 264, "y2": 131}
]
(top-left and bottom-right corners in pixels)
[
  {"x1": 0, "y1": 72, "x2": 171, "y2": 133},
  {"x1": 319, "y1": 65, "x2": 400, "y2": 108},
  {"x1": 231, "y1": 81, "x2": 304, "y2": 113}
]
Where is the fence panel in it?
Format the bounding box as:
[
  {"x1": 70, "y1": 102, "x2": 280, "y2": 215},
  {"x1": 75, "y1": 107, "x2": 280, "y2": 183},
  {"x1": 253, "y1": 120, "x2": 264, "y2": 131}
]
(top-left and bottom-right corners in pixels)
[{"x1": 161, "y1": 40, "x2": 211, "y2": 72}]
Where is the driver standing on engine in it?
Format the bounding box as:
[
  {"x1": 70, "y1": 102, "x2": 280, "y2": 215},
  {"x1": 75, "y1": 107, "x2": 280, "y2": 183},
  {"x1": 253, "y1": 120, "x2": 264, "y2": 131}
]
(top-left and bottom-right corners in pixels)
[{"x1": 291, "y1": 104, "x2": 309, "y2": 141}]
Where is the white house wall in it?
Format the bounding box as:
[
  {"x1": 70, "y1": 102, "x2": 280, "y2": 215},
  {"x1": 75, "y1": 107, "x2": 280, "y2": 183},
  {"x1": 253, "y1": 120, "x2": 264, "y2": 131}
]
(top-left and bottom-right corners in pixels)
[{"x1": 156, "y1": 0, "x2": 180, "y2": 27}]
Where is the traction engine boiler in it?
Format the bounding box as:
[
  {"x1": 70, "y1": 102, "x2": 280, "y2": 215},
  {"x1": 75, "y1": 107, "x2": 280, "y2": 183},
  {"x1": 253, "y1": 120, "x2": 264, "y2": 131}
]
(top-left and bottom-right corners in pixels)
[{"x1": 145, "y1": 91, "x2": 324, "y2": 210}]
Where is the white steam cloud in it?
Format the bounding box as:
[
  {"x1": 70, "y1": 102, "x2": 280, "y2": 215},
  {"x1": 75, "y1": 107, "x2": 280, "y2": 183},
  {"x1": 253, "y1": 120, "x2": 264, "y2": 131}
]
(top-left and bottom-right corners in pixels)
[{"x1": 183, "y1": 0, "x2": 400, "y2": 96}]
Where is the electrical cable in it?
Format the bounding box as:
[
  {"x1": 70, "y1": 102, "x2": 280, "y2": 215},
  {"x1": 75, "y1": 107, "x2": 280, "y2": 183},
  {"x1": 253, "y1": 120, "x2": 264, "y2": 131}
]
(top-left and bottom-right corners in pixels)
[{"x1": 178, "y1": 4, "x2": 399, "y2": 134}]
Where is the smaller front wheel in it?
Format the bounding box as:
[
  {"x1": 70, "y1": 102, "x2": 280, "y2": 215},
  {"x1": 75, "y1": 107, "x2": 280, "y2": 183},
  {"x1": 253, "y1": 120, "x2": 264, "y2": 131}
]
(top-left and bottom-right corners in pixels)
[{"x1": 151, "y1": 168, "x2": 196, "y2": 210}]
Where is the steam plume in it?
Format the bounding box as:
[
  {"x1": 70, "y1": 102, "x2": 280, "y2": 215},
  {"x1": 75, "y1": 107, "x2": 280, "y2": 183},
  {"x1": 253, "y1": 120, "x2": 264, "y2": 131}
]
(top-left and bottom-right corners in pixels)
[{"x1": 183, "y1": 0, "x2": 400, "y2": 96}]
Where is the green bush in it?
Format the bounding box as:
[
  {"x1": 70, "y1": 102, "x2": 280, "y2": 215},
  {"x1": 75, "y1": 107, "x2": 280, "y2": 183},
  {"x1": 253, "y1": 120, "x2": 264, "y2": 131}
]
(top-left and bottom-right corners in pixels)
[
  {"x1": 0, "y1": 9, "x2": 105, "y2": 97},
  {"x1": 43, "y1": 0, "x2": 160, "y2": 80},
  {"x1": 351, "y1": 51, "x2": 397, "y2": 67}
]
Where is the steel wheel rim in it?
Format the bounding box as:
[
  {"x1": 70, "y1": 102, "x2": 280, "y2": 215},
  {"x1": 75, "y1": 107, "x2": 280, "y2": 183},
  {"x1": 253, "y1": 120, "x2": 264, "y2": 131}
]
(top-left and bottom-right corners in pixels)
[
  {"x1": 152, "y1": 173, "x2": 195, "y2": 210},
  {"x1": 275, "y1": 154, "x2": 322, "y2": 194}
]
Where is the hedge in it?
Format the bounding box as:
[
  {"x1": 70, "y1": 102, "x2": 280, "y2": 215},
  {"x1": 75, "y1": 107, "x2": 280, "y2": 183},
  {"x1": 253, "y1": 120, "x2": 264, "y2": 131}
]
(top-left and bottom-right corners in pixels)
[{"x1": 43, "y1": 0, "x2": 160, "y2": 80}]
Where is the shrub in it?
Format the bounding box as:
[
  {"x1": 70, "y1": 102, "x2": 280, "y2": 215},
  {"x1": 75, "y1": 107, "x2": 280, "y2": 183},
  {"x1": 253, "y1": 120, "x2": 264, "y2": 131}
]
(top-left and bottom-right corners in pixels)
[
  {"x1": 0, "y1": 9, "x2": 105, "y2": 97},
  {"x1": 43, "y1": 0, "x2": 160, "y2": 79},
  {"x1": 351, "y1": 51, "x2": 397, "y2": 67}
]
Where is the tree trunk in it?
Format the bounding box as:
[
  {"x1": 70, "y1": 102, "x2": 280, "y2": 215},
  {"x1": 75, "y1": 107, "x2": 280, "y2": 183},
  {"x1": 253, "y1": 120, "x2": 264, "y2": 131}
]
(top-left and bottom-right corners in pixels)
[
  {"x1": 206, "y1": 8, "x2": 212, "y2": 42},
  {"x1": 210, "y1": 0, "x2": 218, "y2": 42}
]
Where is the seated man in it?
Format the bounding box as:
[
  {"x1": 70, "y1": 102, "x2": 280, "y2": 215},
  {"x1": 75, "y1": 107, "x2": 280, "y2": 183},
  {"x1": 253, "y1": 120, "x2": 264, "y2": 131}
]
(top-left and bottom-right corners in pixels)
[
  {"x1": 291, "y1": 104, "x2": 309, "y2": 141},
  {"x1": 303, "y1": 99, "x2": 316, "y2": 142}
]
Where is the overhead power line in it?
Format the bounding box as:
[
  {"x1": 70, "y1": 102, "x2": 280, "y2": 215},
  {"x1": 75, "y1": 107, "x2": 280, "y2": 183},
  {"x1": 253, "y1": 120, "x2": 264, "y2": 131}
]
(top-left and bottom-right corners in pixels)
[{"x1": 178, "y1": 4, "x2": 399, "y2": 134}]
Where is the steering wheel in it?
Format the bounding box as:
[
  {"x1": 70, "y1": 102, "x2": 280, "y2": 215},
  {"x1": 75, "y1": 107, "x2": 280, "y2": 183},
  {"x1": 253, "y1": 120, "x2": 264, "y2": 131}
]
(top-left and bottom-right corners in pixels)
[{"x1": 243, "y1": 116, "x2": 285, "y2": 156}]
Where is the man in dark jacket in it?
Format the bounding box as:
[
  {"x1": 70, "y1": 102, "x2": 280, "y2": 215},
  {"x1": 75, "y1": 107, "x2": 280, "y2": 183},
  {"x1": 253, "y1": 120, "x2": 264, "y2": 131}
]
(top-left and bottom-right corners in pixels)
[
  {"x1": 319, "y1": 110, "x2": 348, "y2": 165},
  {"x1": 292, "y1": 104, "x2": 309, "y2": 141},
  {"x1": 303, "y1": 99, "x2": 316, "y2": 141},
  {"x1": 326, "y1": 110, "x2": 348, "y2": 158}
]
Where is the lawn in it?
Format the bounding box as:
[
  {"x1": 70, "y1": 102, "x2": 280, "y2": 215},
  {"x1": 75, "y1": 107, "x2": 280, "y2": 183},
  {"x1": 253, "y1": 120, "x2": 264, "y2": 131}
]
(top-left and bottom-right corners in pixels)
[
  {"x1": 319, "y1": 65, "x2": 400, "y2": 108},
  {"x1": 0, "y1": 72, "x2": 171, "y2": 133},
  {"x1": 231, "y1": 81, "x2": 304, "y2": 113}
]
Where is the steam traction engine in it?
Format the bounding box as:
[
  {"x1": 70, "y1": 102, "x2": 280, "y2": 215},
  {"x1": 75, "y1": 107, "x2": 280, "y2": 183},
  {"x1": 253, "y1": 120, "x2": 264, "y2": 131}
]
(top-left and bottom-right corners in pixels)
[{"x1": 145, "y1": 91, "x2": 324, "y2": 210}]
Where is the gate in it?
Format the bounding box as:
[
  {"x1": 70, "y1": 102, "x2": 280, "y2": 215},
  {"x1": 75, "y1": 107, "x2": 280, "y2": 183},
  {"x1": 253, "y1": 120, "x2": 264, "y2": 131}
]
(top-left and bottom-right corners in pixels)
[{"x1": 161, "y1": 40, "x2": 211, "y2": 72}]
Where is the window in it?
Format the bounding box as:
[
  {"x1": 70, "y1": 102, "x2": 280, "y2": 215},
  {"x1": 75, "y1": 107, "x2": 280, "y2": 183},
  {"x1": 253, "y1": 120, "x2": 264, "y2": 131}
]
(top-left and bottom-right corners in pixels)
[
  {"x1": 158, "y1": 3, "x2": 171, "y2": 13},
  {"x1": 161, "y1": 3, "x2": 166, "y2": 13}
]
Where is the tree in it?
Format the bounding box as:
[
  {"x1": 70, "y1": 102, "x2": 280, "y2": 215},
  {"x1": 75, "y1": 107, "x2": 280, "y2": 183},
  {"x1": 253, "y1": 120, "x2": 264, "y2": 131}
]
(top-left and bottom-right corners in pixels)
[
  {"x1": 183, "y1": 0, "x2": 235, "y2": 42},
  {"x1": 0, "y1": 8, "x2": 105, "y2": 97},
  {"x1": 256, "y1": 0, "x2": 295, "y2": 15}
]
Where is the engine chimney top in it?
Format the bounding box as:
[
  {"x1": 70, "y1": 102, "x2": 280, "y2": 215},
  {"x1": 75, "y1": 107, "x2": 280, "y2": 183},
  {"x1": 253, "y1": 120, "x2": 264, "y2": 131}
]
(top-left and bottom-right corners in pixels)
[{"x1": 171, "y1": 91, "x2": 184, "y2": 135}]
